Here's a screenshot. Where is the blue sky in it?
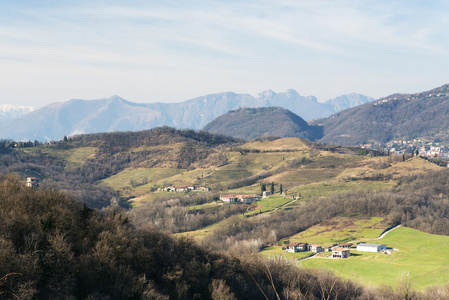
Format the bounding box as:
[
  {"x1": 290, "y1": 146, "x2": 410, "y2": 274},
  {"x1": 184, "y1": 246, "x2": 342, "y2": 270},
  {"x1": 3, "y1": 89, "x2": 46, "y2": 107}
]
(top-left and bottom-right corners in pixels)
[{"x1": 1, "y1": 0, "x2": 449, "y2": 107}]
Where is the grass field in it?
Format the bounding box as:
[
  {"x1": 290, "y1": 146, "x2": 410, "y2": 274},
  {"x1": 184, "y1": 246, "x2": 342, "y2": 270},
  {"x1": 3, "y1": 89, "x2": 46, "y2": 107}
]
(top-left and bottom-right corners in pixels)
[
  {"x1": 260, "y1": 246, "x2": 315, "y2": 260},
  {"x1": 239, "y1": 137, "x2": 310, "y2": 152},
  {"x1": 245, "y1": 196, "x2": 295, "y2": 215},
  {"x1": 259, "y1": 217, "x2": 389, "y2": 260},
  {"x1": 100, "y1": 168, "x2": 184, "y2": 190},
  {"x1": 286, "y1": 180, "x2": 394, "y2": 204},
  {"x1": 282, "y1": 217, "x2": 389, "y2": 247},
  {"x1": 299, "y1": 226, "x2": 449, "y2": 290}
]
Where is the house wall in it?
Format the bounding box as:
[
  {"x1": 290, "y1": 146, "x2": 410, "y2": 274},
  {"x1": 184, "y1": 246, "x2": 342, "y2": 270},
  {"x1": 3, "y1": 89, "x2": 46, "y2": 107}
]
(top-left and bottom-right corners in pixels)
[{"x1": 357, "y1": 244, "x2": 386, "y2": 252}]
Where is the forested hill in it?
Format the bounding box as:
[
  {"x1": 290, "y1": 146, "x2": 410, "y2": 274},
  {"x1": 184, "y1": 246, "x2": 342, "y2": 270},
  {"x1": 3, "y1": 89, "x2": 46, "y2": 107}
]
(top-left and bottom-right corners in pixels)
[
  {"x1": 312, "y1": 84, "x2": 449, "y2": 145},
  {"x1": 72, "y1": 126, "x2": 239, "y2": 148},
  {"x1": 203, "y1": 107, "x2": 323, "y2": 141}
]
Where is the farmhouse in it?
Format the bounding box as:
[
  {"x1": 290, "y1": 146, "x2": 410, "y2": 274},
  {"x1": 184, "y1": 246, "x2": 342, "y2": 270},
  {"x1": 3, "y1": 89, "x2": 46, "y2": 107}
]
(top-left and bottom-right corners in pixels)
[
  {"x1": 220, "y1": 195, "x2": 240, "y2": 203},
  {"x1": 163, "y1": 186, "x2": 188, "y2": 192},
  {"x1": 240, "y1": 195, "x2": 262, "y2": 204},
  {"x1": 339, "y1": 242, "x2": 352, "y2": 249},
  {"x1": 285, "y1": 243, "x2": 308, "y2": 253},
  {"x1": 285, "y1": 243, "x2": 298, "y2": 253},
  {"x1": 26, "y1": 177, "x2": 39, "y2": 188},
  {"x1": 332, "y1": 247, "x2": 350, "y2": 258},
  {"x1": 164, "y1": 185, "x2": 210, "y2": 192},
  {"x1": 308, "y1": 244, "x2": 323, "y2": 253},
  {"x1": 356, "y1": 243, "x2": 387, "y2": 252},
  {"x1": 262, "y1": 191, "x2": 271, "y2": 198},
  {"x1": 220, "y1": 194, "x2": 261, "y2": 204}
]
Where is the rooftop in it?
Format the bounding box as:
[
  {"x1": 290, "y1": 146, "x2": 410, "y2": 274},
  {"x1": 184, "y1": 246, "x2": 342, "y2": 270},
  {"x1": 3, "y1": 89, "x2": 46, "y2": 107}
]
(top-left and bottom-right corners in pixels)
[{"x1": 357, "y1": 243, "x2": 385, "y2": 247}]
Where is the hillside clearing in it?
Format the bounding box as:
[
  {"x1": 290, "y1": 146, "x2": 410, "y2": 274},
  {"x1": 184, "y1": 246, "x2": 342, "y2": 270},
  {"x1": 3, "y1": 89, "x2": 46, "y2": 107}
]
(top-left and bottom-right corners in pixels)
[{"x1": 300, "y1": 227, "x2": 449, "y2": 290}]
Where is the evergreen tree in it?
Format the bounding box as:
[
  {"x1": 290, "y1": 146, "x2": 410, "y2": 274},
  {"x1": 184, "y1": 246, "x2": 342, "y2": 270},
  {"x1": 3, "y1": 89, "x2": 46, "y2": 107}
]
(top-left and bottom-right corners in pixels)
[{"x1": 270, "y1": 182, "x2": 274, "y2": 194}]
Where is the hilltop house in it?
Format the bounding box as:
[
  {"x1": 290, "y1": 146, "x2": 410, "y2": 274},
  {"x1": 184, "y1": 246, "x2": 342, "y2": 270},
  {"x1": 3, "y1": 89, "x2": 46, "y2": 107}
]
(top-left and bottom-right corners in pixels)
[
  {"x1": 26, "y1": 177, "x2": 39, "y2": 188},
  {"x1": 356, "y1": 243, "x2": 386, "y2": 252},
  {"x1": 332, "y1": 247, "x2": 350, "y2": 258}
]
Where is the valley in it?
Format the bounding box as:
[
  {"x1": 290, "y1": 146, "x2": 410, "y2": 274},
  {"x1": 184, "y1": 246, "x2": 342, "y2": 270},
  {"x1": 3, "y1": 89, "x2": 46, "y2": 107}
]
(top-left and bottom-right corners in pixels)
[{"x1": 1, "y1": 128, "x2": 449, "y2": 298}]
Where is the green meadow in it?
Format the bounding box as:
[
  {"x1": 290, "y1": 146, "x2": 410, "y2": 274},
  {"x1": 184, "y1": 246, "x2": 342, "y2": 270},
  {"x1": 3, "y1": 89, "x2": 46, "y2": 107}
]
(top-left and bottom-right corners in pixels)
[
  {"x1": 100, "y1": 167, "x2": 184, "y2": 190},
  {"x1": 299, "y1": 226, "x2": 449, "y2": 290}
]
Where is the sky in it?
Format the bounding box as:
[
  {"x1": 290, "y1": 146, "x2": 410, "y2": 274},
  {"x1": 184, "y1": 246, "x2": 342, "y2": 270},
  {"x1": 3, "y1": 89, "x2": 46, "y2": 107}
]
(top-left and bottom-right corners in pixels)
[{"x1": 1, "y1": 0, "x2": 449, "y2": 108}]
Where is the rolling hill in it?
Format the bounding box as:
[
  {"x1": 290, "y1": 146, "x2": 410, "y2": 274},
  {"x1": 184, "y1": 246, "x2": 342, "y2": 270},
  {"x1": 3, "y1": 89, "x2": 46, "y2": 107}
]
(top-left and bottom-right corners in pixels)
[
  {"x1": 2, "y1": 128, "x2": 449, "y2": 296},
  {"x1": 203, "y1": 107, "x2": 323, "y2": 140},
  {"x1": 313, "y1": 84, "x2": 449, "y2": 145}
]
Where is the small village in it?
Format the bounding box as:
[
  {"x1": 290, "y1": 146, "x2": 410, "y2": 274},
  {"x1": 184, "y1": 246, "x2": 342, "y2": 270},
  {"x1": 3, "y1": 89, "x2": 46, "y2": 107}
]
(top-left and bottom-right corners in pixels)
[
  {"x1": 360, "y1": 138, "x2": 449, "y2": 159},
  {"x1": 284, "y1": 241, "x2": 389, "y2": 259}
]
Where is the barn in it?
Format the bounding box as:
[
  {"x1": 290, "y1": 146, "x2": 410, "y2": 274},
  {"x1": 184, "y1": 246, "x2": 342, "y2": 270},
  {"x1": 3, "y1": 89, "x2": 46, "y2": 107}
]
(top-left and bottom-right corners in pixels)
[{"x1": 356, "y1": 243, "x2": 386, "y2": 252}]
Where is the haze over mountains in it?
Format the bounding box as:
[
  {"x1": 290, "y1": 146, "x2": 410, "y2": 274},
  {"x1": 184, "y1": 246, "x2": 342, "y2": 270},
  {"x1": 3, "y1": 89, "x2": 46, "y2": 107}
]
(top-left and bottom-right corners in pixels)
[
  {"x1": 0, "y1": 90, "x2": 372, "y2": 141},
  {"x1": 0, "y1": 104, "x2": 34, "y2": 120}
]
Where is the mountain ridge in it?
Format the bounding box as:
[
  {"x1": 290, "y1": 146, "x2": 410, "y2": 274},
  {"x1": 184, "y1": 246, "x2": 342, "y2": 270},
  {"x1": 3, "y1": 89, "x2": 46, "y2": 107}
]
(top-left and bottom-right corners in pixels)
[
  {"x1": 312, "y1": 84, "x2": 449, "y2": 145},
  {"x1": 0, "y1": 90, "x2": 373, "y2": 141}
]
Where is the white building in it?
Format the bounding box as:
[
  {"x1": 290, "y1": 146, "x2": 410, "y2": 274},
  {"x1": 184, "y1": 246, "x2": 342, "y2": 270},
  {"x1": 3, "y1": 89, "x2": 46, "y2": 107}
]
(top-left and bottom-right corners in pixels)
[
  {"x1": 26, "y1": 177, "x2": 39, "y2": 188},
  {"x1": 220, "y1": 194, "x2": 261, "y2": 204},
  {"x1": 262, "y1": 191, "x2": 271, "y2": 198},
  {"x1": 356, "y1": 243, "x2": 386, "y2": 252}
]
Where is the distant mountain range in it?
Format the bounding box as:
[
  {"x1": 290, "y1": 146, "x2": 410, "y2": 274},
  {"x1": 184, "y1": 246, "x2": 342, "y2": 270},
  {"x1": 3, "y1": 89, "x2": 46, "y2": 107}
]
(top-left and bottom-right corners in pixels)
[
  {"x1": 0, "y1": 90, "x2": 373, "y2": 141},
  {"x1": 203, "y1": 107, "x2": 322, "y2": 141},
  {"x1": 312, "y1": 84, "x2": 449, "y2": 145},
  {"x1": 0, "y1": 104, "x2": 34, "y2": 120}
]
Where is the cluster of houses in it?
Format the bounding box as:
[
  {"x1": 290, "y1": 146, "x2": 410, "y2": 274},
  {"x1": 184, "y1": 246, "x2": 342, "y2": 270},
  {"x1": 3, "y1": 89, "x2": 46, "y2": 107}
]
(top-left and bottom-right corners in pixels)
[
  {"x1": 360, "y1": 138, "x2": 449, "y2": 158},
  {"x1": 219, "y1": 191, "x2": 272, "y2": 204},
  {"x1": 284, "y1": 242, "x2": 387, "y2": 259},
  {"x1": 163, "y1": 185, "x2": 210, "y2": 192}
]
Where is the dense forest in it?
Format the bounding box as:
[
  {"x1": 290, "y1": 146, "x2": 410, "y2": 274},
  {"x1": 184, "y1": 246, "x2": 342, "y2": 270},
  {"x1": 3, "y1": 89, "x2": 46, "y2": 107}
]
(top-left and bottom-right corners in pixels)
[
  {"x1": 2, "y1": 174, "x2": 449, "y2": 299},
  {"x1": 203, "y1": 107, "x2": 323, "y2": 141}
]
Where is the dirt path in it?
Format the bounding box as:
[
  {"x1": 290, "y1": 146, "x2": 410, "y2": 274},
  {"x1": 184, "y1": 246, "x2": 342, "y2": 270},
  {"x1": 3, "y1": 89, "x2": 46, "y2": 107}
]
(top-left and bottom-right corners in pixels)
[
  {"x1": 273, "y1": 198, "x2": 298, "y2": 211},
  {"x1": 377, "y1": 224, "x2": 402, "y2": 239}
]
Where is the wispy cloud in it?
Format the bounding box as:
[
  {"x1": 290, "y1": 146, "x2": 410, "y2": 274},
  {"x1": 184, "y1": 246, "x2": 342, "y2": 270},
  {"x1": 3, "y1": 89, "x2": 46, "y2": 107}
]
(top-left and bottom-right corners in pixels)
[{"x1": 1, "y1": 1, "x2": 449, "y2": 106}]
